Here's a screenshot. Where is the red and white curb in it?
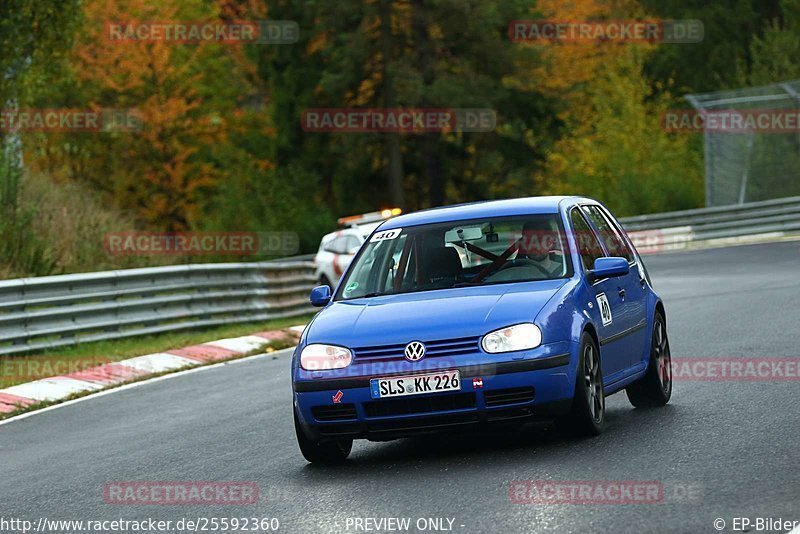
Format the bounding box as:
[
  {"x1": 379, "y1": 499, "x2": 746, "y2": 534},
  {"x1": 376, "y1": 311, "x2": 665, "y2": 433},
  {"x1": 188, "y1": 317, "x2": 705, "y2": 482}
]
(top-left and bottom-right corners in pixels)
[{"x1": 0, "y1": 326, "x2": 306, "y2": 415}]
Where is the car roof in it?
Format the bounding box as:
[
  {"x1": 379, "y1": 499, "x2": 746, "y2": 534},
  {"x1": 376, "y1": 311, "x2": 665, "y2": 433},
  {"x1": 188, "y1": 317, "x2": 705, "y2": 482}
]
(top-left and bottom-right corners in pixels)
[{"x1": 378, "y1": 196, "x2": 594, "y2": 230}]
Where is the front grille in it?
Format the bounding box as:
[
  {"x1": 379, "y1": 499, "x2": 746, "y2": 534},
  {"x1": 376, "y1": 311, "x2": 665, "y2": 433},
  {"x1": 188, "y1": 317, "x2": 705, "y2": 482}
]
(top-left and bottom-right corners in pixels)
[
  {"x1": 484, "y1": 387, "x2": 535, "y2": 407},
  {"x1": 312, "y1": 403, "x2": 357, "y2": 421},
  {"x1": 364, "y1": 392, "x2": 476, "y2": 418},
  {"x1": 354, "y1": 336, "x2": 480, "y2": 362}
]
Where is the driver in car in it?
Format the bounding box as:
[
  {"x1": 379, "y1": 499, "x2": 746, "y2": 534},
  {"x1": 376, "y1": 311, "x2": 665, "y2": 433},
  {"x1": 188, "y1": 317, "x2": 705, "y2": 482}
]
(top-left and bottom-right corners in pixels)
[{"x1": 516, "y1": 219, "x2": 564, "y2": 278}]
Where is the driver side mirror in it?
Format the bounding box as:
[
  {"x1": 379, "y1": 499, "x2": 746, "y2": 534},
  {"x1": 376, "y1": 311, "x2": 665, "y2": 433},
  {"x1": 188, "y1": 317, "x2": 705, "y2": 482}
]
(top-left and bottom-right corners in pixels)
[
  {"x1": 309, "y1": 285, "x2": 332, "y2": 307},
  {"x1": 590, "y1": 257, "x2": 629, "y2": 280}
]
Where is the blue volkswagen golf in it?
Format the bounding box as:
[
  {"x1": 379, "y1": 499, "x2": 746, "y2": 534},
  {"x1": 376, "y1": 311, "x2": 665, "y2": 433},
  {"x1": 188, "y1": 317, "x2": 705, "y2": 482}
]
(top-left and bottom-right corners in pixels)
[{"x1": 292, "y1": 197, "x2": 672, "y2": 463}]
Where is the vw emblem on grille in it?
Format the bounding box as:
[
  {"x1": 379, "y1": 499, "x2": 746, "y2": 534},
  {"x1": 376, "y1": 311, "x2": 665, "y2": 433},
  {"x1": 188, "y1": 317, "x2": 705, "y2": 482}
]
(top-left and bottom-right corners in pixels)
[{"x1": 404, "y1": 341, "x2": 426, "y2": 362}]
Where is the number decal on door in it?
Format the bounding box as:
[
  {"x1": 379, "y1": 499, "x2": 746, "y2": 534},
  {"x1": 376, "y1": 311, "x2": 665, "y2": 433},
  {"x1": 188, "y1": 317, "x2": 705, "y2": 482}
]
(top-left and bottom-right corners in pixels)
[{"x1": 596, "y1": 293, "x2": 613, "y2": 326}]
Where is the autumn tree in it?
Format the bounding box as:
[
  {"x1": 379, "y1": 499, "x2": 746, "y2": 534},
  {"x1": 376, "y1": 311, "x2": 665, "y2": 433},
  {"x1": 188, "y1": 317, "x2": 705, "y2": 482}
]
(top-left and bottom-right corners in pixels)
[
  {"x1": 30, "y1": 0, "x2": 254, "y2": 231},
  {"x1": 531, "y1": 0, "x2": 703, "y2": 214}
]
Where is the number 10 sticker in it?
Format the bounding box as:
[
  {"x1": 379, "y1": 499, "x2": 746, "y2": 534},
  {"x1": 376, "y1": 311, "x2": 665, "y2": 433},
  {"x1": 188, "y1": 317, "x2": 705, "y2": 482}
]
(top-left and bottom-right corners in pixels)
[{"x1": 596, "y1": 293, "x2": 613, "y2": 326}]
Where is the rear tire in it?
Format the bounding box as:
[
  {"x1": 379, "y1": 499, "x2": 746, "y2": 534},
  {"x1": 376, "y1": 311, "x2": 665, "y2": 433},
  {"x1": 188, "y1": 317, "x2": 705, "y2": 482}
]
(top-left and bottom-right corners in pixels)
[
  {"x1": 294, "y1": 411, "x2": 352, "y2": 464},
  {"x1": 626, "y1": 311, "x2": 672, "y2": 408},
  {"x1": 556, "y1": 332, "x2": 605, "y2": 437}
]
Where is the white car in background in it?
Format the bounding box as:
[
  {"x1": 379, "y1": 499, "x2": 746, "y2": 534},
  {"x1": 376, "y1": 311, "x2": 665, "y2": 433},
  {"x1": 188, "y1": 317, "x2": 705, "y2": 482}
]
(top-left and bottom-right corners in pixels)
[{"x1": 314, "y1": 209, "x2": 401, "y2": 287}]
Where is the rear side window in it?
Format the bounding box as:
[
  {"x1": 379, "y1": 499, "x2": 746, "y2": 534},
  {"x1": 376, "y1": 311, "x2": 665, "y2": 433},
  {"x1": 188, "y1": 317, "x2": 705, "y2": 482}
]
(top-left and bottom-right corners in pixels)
[
  {"x1": 569, "y1": 208, "x2": 605, "y2": 272},
  {"x1": 344, "y1": 235, "x2": 361, "y2": 253},
  {"x1": 323, "y1": 236, "x2": 345, "y2": 254},
  {"x1": 324, "y1": 235, "x2": 360, "y2": 254},
  {"x1": 582, "y1": 205, "x2": 635, "y2": 263}
]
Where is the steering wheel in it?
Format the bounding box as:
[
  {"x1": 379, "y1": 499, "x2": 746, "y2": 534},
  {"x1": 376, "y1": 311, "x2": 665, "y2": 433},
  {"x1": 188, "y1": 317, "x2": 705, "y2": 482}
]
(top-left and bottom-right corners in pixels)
[{"x1": 497, "y1": 258, "x2": 552, "y2": 278}]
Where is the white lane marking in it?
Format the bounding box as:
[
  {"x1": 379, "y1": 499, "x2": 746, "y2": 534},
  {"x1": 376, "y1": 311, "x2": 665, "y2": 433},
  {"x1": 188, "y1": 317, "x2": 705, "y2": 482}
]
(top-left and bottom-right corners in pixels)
[
  {"x1": 0, "y1": 347, "x2": 295, "y2": 428},
  {"x1": 204, "y1": 335, "x2": 270, "y2": 353},
  {"x1": 2, "y1": 377, "x2": 104, "y2": 402},
  {"x1": 117, "y1": 353, "x2": 198, "y2": 373}
]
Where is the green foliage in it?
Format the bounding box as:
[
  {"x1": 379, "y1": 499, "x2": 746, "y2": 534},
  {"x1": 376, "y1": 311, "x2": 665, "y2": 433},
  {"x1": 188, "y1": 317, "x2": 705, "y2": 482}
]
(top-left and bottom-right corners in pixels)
[
  {"x1": 0, "y1": 0, "x2": 81, "y2": 102},
  {"x1": 737, "y1": 0, "x2": 800, "y2": 85},
  {"x1": 641, "y1": 0, "x2": 777, "y2": 93},
  {"x1": 252, "y1": 0, "x2": 558, "y2": 215},
  {"x1": 0, "y1": 172, "x2": 151, "y2": 278},
  {"x1": 203, "y1": 158, "x2": 335, "y2": 254},
  {"x1": 541, "y1": 48, "x2": 704, "y2": 216}
]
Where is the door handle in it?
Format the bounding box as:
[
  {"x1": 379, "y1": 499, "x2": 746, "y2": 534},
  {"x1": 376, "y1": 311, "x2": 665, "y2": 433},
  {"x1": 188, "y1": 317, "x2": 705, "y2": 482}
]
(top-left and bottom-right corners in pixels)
[{"x1": 618, "y1": 288, "x2": 626, "y2": 299}]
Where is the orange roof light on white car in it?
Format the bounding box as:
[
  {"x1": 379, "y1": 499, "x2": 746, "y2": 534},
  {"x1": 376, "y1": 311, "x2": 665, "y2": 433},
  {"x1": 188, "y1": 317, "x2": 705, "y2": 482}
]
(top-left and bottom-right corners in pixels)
[{"x1": 337, "y1": 208, "x2": 402, "y2": 228}]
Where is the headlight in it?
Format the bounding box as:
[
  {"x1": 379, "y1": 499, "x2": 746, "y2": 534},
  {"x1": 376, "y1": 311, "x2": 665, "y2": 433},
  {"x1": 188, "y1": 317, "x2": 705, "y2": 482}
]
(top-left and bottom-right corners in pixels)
[
  {"x1": 300, "y1": 344, "x2": 353, "y2": 371},
  {"x1": 481, "y1": 323, "x2": 542, "y2": 354}
]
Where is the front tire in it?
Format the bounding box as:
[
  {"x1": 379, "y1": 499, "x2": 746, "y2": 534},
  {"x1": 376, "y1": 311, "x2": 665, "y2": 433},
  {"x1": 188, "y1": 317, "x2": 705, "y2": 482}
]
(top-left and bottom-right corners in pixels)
[
  {"x1": 556, "y1": 332, "x2": 605, "y2": 437},
  {"x1": 626, "y1": 311, "x2": 672, "y2": 407},
  {"x1": 294, "y1": 411, "x2": 352, "y2": 464}
]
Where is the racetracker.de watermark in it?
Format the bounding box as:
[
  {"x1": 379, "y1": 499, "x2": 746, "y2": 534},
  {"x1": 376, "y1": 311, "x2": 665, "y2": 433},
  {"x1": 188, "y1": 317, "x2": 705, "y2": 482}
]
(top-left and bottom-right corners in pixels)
[
  {"x1": 106, "y1": 20, "x2": 298, "y2": 44},
  {"x1": 501, "y1": 229, "x2": 670, "y2": 255},
  {"x1": 508, "y1": 480, "x2": 703, "y2": 505},
  {"x1": 0, "y1": 108, "x2": 142, "y2": 132},
  {"x1": 663, "y1": 109, "x2": 800, "y2": 133},
  {"x1": 671, "y1": 357, "x2": 800, "y2": 381},
  {"x1": 508, "y1": 20, "x2": 703, "y2": 43},
  {"x1": 104, "y1": 231, "x2": 299, "y2": 257},
  {"x1": 1, "y1": 358, "x2": 114, "y2": 382},
  {"x1": 301, "y1": 108, "x2": 496, "y2": 133},
  {"x1": 103, "y1": 482, "x2": 259, "y2": 505}
]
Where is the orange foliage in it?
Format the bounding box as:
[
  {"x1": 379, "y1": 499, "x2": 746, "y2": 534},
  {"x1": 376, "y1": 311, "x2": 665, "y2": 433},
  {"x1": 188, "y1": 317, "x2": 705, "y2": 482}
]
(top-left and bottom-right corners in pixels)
[
  {"x1": 71, "y1": 0, "x2": 233, "y2": 230},
  {"x1": 515, "y1": 0, "x2": 646, "y2": 123}
]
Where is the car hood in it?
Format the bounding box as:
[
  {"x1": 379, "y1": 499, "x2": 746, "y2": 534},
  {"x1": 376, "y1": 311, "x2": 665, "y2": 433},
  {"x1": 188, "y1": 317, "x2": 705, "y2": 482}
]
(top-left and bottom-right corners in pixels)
[{"x1": 306, "y1": 280, "x2": 567, "y2": 347}]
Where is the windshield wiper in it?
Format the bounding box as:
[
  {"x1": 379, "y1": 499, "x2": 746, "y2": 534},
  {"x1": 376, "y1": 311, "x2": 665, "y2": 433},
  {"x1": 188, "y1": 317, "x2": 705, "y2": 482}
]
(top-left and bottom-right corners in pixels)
[
  {"x1": 354, "y1": 291, "x2": 387, "y2": 299},
  {"x1": 452, "y1": 281, "x2": 485, "y2": 288}
]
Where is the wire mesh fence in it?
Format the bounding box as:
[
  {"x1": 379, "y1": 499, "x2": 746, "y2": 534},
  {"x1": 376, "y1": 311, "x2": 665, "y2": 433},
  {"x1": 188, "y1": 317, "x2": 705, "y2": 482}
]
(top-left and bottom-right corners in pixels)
[{"x1": 686, "y1": 79, "x2": 800, "y2": 207}]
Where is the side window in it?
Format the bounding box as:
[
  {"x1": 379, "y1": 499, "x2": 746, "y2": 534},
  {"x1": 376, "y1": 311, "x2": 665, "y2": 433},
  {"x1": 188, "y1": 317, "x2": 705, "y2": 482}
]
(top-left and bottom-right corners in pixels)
[
  {"x1": 569, "y1": 208, "x2": 605, "y2": 272},
  {"x1": 326, "y1": 236, "x2": 358, "y2": 254},
  {"x1": 344, "y1": 235, "x2": 361, "y2": 254},
  {"x1": 582, "y1": 205, "x2": 635, "y2": 263},
  {"x1": 323, "y1": 236, "x2": 342, "y2": 254},
  {"x1": 598, "y1": 206, "x2": 637, "y2": 262}
]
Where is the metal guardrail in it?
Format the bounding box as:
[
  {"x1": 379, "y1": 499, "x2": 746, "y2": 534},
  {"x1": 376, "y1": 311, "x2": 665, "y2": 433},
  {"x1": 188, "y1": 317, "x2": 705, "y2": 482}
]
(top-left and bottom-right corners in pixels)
[
  {"x1": 620, "y1": 196, "x2": 800, "y2": 250},
  {"x1": 0, "y1": 262, "x2": 316, "y2": 356}
]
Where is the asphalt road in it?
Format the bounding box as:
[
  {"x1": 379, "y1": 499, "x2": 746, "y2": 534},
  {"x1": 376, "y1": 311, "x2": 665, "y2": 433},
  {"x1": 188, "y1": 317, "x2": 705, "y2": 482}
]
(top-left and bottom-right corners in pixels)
[{"x1": 1, "y1": 241, "x2": 799, "y2": 534}]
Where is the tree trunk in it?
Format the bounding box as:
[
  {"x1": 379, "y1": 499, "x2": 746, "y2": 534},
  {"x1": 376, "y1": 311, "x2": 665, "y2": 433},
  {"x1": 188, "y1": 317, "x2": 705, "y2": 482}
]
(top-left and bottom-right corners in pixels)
[
  {"x1": 380, "y1": 0, "x2": 405, "y2": 209},
  {"x1": 411, "y1": 0, "x2": 443, "y2": 208},
  {"x1": 1, "y1": 97, "x2": 24, "y2": 210}
]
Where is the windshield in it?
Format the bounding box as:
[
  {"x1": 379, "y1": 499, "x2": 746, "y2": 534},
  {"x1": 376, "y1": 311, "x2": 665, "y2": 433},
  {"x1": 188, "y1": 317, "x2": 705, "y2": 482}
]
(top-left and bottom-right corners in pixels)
[{"x1": 336, "y1": 215, "x2": 572, "y2": 300}]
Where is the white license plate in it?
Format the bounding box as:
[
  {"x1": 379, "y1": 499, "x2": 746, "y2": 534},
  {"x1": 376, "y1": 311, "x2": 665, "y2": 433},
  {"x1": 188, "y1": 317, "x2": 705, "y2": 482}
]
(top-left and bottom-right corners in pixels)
[{"x1": 370, "y1": 370, "x2": 461, "y2": 399}]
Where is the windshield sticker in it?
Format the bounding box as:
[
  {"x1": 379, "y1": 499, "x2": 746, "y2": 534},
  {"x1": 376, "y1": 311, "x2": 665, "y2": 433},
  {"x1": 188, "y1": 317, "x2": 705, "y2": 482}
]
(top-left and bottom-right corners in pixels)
[
  {"x1": 370, "y1": 228, "x2": 402, "y2": 243},
  {"x1": 345, "y1": 282, "x2": 359, "y2": 293}
]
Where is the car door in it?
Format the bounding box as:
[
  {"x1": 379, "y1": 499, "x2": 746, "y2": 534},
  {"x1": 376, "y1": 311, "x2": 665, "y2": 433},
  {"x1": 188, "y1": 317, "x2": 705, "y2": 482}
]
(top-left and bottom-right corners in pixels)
[
  {"x1": 568, "y1": 207, "x2": 630, "y2": 381},
  {"x1": 581, "y1": 204, "x2": 648, "y2": 374}
]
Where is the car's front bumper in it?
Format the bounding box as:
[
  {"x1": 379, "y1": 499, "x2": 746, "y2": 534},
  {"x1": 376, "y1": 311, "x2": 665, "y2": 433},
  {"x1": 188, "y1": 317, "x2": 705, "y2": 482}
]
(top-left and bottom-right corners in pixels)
[{"x1": 293, "y1": 346, "x2": 575, "y2": 441}]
